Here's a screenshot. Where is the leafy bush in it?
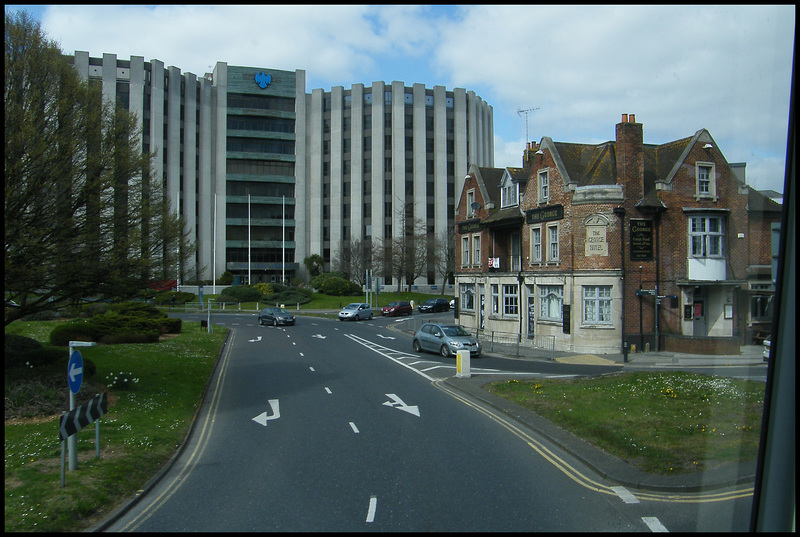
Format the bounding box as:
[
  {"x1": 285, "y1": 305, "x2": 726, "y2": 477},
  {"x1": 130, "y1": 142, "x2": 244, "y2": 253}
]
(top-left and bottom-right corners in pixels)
[
  {"x1": 5, "y1": 334, "x2": 43, "y2": 369},
  {"x1": 253, "y1": 282, "x2": 274, "y2": 296},
  {"x1": 19, "y1": 346, "x2": 67, "y2": 369},
  {"x1": 217, "y1": 271, "x2": 234, "y2": 285},
  {"x1": 153, "y1": 291, "x2": 196, "y2": 306},
  {"x1": 160, "y1": 317, "x2": 182, "y2": 334},
  {"x1": 49, "y1": 320, "x2": 97, "y2": 346},
  {"x1": 263, "y1": 288, "x2": 313, "y2": 305},
  {"x1": 108, "y1": 301, "x2": 167, "y2": 318},
  {"x1": 312, "y1": 273, "x2": 361, "y2": 296},
  {"x1": 216, "y1": 294, "x2": 239, "y2": 305},
  {"x1": 221, "y1": 285, "x2": 262, "y2": 303}
]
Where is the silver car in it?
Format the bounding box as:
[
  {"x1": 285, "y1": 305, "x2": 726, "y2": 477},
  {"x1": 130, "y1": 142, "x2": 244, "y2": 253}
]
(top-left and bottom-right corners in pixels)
[
  {"x1": 259, "y1": 307, "x2": 295, "y2": 326},
  {"x1": 338, "y1": 302, "x2": 373, "y2": 321},
  {"x1": 412, "y1": 322, "x2": 481, "y2": 357}
]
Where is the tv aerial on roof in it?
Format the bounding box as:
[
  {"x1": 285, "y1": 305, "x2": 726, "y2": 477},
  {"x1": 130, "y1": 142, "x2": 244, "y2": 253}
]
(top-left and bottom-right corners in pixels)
[{"x1": 517, "y1": 107, "x2": 540, "y2": 144}]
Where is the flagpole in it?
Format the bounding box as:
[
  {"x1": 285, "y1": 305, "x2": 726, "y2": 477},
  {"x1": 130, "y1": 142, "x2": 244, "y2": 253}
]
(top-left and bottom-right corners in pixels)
[
  {"x1": 248, "y1": 193, "x2": 251, "y2": 286},
  {"x1": 212, "y1": 193, "x2": 217, "y2": 295}
]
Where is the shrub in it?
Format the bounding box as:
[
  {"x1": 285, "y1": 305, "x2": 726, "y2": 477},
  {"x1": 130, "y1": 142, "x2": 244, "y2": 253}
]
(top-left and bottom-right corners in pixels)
[
  {"x1": 313, "y1": 274, "x2": 361, "y2": 296},
  {"x1": 153, "y1": 291, "x2": 196, "y2": 306},
  {"x1": 160, "y1": 317, "x2": 182, "y2": 334},
  {"x1": 20, "y1": 346, "x2": 68, "y2": 369},
  {"x1": 49, "y1": 320, "x2": 97, "y2": 346},
  {"x1": 5, "y1": 334, "x2": 43, "y2": 369},
  {"x1": 221, "y1": 286, "x2": 262, "y2": 303},
  {"x1": 109, "y1": 301, "x2": 167, "y2": 318},
  {"x1": 216, "y1": 294, "x2": 239, "y2": 305},
  {"x1": 253, "y1": 282, "x2": 274, "y2": 296},
  {"x1": 263, "y1": 288, "x2": 313, "y2": 305},
  {"x1": 217, "y1": 271, "x2": 234, "y2": 285}
]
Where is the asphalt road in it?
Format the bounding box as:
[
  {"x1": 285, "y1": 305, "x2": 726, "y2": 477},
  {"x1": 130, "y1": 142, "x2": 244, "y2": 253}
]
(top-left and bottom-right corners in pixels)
[{"x1": 99, "y1": 312, "x2": 756, "y2": 531}]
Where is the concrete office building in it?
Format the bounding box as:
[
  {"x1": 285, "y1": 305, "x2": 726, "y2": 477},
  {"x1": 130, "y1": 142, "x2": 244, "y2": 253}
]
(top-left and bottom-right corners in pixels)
[{"x1": 70, "y1": 52, "x2": 494, "y2": 288}]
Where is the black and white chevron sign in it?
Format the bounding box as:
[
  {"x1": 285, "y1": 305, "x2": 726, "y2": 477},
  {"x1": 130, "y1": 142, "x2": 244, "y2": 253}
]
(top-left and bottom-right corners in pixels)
[{"x1": 59, "y1": 393, "x2": 108, "y2": 442}]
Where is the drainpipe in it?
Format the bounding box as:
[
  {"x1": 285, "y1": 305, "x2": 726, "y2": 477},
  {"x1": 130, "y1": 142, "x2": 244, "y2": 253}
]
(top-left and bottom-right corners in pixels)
[{"x1": 613, "y1": 207, "x2": 627, "y2": 362}]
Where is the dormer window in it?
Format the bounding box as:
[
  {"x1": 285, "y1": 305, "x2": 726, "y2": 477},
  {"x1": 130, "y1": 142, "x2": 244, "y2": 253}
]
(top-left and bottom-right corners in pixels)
[{"x1": 501, "y1": 181, "x2": 518, "y2": 208}]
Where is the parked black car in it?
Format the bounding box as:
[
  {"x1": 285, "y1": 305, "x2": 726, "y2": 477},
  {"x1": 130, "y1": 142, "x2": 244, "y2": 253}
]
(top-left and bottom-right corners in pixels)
[{"x1": 418, "y1": 298, "x2": 449, "y2": 313}]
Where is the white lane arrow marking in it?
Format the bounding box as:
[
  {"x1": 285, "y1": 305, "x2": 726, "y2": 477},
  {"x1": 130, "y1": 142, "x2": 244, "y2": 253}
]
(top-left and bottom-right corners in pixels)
[
  {"x1": 382, "y1": 393, "x2": 420, "y2": 417},
  {"x1": 252, "y1": 399, "x2": 280, "y2": 426},
  {"x1": 69, "y1": 362, "x2": 83, "y2": 382},
  {"x1": 248, "y1": 336, "x2": 263, "y2": 342},
  {"x1": 312, "y1": 334, "x2": 327, "y2": 339},
  {"x1": 376, "y1": 334, "x2": 395, "y2": 340}
]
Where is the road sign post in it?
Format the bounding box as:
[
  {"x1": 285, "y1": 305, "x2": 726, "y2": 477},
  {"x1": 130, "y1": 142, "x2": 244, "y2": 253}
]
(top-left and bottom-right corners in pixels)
[{"x1": 66, "y1": 342, "x2": 95, "y2": 471}]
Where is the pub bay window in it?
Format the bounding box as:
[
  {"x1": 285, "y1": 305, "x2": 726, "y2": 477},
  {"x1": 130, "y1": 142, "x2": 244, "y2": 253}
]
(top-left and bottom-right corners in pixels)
[{"x1": 689, "y1": 215, "x2": 724, "y2": 258}]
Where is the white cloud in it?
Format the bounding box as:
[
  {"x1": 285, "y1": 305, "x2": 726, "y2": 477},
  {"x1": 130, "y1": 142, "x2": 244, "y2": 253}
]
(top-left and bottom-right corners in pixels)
[{"x1": 14, "y1": 4, "x2": 795, "y2": 193}]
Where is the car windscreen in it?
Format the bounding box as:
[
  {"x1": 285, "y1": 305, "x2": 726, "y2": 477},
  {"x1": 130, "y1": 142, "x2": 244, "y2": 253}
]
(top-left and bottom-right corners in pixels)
[{"x1": 443, "y1": 326, "x2": 470, "y2": 336}]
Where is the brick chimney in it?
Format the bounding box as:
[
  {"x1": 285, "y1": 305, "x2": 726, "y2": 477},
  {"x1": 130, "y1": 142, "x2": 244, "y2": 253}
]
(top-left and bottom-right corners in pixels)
[
  {"x1": 616, "y1": 113, "x2": 644, "y2": 201},
  {"x1": 523, "y1": 141, "x2": 538, "y2": 167}
]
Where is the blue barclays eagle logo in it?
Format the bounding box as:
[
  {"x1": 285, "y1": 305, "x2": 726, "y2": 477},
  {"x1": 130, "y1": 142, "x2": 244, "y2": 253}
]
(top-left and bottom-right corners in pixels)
[{"x1": 255, "y1": 71, "x2": 272, "y2": 89}]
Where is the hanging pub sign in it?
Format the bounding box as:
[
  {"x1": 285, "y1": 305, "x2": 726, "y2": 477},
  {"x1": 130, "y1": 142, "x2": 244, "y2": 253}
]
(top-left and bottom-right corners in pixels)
[{"x1": 630, "y1": 219, "x2": 654, "y2": 261}]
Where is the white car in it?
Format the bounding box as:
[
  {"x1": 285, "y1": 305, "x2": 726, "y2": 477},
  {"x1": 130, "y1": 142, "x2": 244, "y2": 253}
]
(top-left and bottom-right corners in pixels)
[{"x1": 338, "y1": 302, "x2": 373, "y2": 321}]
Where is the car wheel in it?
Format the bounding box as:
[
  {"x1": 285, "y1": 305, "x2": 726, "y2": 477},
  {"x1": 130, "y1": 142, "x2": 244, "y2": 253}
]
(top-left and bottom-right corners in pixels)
[
  {"x1": 413, "y1": 340, "x2": 422, "y2": 353},
  {"x1": 273, "y1": 319, "x2": 278, "y2": 327},
  {"x1": 259, "y1": 318, "x2": 263, "y2": 325},
  {"x1": 440, "y1": 345, "x2": 451, "y2": 357},
  {"x1": 368, "y1": 313, "x2": 373, "y2": 320}
]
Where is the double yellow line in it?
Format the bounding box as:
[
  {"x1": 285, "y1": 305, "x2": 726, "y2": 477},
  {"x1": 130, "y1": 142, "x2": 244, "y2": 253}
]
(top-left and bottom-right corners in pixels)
[
  {"x1": 119, "y1": 331, "x2": 236, "y2": 531},
  {"x1": 433, "y1": 379, "x2": 754, "y2": 504}
]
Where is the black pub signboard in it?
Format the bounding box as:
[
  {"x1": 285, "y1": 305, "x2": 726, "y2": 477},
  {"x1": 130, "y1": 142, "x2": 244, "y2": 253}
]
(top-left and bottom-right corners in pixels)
[
  {"x1": 630, "y1": 219, "x2": 654, "y2": 261},
  {"x1": 458, "y1": 219, "x2": 482, "y2": 234},
  {"x1": 525, "y1": 204, "x2": 563, "y2": 224}
]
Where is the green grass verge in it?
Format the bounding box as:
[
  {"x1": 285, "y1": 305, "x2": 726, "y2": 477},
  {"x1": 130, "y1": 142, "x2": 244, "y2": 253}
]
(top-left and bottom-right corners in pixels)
[
  {"x1": 4, "y1": 322, "x2": 228, "y2": 532},
  {"x1": 486, "y1": 371, "x2": 764, "y2": 474}
]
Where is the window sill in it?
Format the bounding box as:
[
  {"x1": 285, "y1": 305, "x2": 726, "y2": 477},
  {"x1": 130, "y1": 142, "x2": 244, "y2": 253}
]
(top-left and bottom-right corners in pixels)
[{"x1": 581, "y1": 323, "x2": 615, "y2": 329}]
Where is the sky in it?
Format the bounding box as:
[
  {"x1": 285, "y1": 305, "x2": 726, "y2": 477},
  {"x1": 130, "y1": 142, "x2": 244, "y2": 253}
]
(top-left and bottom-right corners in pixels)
[{"x1": 6, "y1": 4, "x2": 795, "y2": 194}]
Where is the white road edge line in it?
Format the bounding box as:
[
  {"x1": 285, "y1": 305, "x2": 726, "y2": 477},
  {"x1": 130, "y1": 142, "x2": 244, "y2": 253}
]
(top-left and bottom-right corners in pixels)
[
  {"x1": 324, "y1": 387, "x2": 332, "y2": 394},
  {"x1": 349, "y1": 422, "x2": 360, "y2": 433},
  {"x1": 642, "y1": 516, "x2": 669, "y2": 532},
  {"x1": 366, "y1": 496, "x2": 377, "y2": 523}
]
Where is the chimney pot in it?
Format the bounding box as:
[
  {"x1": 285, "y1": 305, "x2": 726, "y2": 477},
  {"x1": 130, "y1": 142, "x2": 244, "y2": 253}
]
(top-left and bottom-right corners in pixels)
[
  {"x1": 630, "y1": 114, "x2": 636, "y2": 123},
  {"x1": 622, "y1": 113, "x2": 628, "y2": 123}
]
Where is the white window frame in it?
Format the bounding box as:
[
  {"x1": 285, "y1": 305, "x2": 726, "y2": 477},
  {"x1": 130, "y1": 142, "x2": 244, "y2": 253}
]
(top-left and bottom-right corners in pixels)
[
  {"x1": 472, "y1": 234, "x2": 481, "y2": 267},
  {"x1": 461, "y1": 235, "x2": 470, "y2": 266},
  {"x1": 547, "y1": 223, "x2": 559, "y2": 262},
  {"x1": 530, "y1": 226, "x2": 542, "y2": 263},
  {"x1": 539, "y1": 169, "x2": 550, "y2": 203},
  {"x1": 583, "y1": 286, "x2": 613, "y2": 325},
  {"x1": 689, "y1": 215, "x2": 724, "y2": 258},
  {"x1": 695, "y1": 162, "x2": 717, "y2": 199},
  {"x1": 459, "y1": 283, "x2": 475, "y2": 311},
  {"x1": 467, "y1": 189, "x2": 476, "y2": 216},
  {"x1": 501, "y1": 181, "x2": 518, "y2": 208},
  {"x1": 539, "y1": 285, "x2": 563, "y2": 322},
  {"x1": 491, "y1": 284, "x2": 499, "y2": 314},
  {"x1": 503, "y1": 284, "x2": 519, "y2": 316}
]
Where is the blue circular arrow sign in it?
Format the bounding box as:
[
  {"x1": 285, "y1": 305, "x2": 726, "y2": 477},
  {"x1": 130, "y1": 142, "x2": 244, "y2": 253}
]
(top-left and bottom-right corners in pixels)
[{"x1": 68, "y1": 350, "x2": 83, "y2": 394}]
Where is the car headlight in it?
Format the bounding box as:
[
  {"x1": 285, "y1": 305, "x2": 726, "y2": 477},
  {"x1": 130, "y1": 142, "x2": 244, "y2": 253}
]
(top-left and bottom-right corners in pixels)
[{"x1": 448, "y1": 340, "x2": 463, "y2": 348}]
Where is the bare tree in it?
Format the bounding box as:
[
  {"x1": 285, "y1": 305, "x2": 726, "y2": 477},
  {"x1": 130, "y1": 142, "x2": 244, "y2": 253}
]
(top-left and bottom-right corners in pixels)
[{"x1": 431, "y1": 227, "x2": 456, "y2": 294}]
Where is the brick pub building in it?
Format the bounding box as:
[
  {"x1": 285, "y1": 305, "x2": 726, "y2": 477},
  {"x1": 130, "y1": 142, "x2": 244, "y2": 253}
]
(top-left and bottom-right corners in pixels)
[{"x1": 454, "y1": 114, "x2": 781, "y2": 355}]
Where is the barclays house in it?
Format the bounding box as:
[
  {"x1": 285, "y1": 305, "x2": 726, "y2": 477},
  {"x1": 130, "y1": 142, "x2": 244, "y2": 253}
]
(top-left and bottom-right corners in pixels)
[{"x1": 70, "y1": 52, "x2": 494, "y2": 289}]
